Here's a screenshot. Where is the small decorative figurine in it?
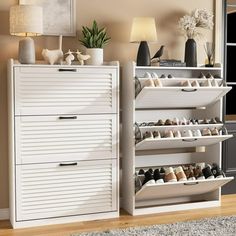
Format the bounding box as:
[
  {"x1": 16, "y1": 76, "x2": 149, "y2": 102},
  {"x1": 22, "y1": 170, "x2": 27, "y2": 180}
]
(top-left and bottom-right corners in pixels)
[
  {"x1": 42, "y1": 35, "x2": 63, "y2": 65},
  {"x1": 42, "y1": 49, "x2": 63, "y2": 65},
  {"x1": 151, "y1": 45, "x2": 165, "y2": 62},
  {"x1": 75, "y1": 50, "x2": 91, "y2": 65},
  {"x1": 65, "y1": 49, "x2": 75, "y2": 65}
]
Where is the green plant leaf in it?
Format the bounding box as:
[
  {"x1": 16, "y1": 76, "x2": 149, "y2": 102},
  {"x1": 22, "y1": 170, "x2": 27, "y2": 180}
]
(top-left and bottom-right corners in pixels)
[{"x1": 79, "y1": 20, "x2": 111, "y2": 48}]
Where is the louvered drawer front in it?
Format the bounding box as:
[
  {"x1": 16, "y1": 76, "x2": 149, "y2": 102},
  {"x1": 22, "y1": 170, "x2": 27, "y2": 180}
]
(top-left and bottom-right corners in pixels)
[
  {"x1": 15, "y1": 115, "x2": 117, "y2": 164},
  {"x1": 16, "y1": 159, "x2": 118, "y2": 221},
  {"x1": 14, "y1": 67, "x2": 118, "y2": 115}
]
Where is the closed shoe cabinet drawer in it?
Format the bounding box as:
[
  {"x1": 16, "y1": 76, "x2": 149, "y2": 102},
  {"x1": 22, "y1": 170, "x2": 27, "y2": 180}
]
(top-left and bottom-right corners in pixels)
[
  {"x1": 8, "y1": 60, "x2": 119, "y2": 227},
  {"x1": 14, "y1": 67, "x2": 118, "y2": 115},
  {"x1": 15, "y1": 159, "x2": 118, "y2": 221},
  {"x1": 15, "y1": 114, "x2": 118, "y2": 164}
]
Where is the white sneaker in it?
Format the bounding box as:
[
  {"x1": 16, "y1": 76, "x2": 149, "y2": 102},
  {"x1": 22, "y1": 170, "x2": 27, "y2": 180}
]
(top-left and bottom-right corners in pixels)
[
  {"x1": 144, "y1": 72, "x2": 152, "y2": 78},
  {"x1": 151, "y1": 72, "x2": 158, "y2": 78}
]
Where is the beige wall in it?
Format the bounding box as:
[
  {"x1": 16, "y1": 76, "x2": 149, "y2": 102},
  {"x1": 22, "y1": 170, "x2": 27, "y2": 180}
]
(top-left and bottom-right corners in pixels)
[{"x1": 0, "y1": 0, "x2": 215, "y2": 209}]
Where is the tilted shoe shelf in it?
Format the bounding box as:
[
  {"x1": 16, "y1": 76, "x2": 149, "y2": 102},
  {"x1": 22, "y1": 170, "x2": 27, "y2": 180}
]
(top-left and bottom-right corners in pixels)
[
  {"x1": 122, "y1": 61, "x2": 233, "y2": 216},
  {"x1": 137, "y1": 77, "x2": 225, "y2": 86},
  {"x1": 135, "y1": 86, "x2": 231, "y2": 109},
  {"x1": 138, "y1": 123, "x2": 224, "y2": 132},
  {"x1": 135, "y1": 135, "x2": 232, "y2": 151},
  {"x1": 135, "y1": 177, "x2": 233, "y2": 203}
]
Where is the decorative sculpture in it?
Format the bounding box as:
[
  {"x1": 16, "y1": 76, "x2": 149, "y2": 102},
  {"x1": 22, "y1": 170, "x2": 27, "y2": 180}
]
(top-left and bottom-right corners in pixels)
[
  {"x1": 75, "y1": 50, "x2": 91, "y2": 65},
  {"x1": 42, "y1": 35, "x2": 63, "y2": 65},
  {"x1": 65, "y1": 49, "x2": 75, "y2": 65},
  {"x1": 151, "y1": 45, "x2": 165, "y2": 62}
]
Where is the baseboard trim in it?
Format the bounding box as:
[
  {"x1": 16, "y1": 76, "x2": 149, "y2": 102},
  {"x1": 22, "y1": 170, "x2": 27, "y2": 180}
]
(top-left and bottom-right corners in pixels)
[{"x1": 0, "y1": 208, "x2": 9, "y2": 220}]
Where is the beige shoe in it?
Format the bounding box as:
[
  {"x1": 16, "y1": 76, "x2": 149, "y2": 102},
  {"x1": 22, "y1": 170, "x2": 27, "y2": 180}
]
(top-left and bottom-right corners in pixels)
[
  {"x1": 144, "y1": 79, "x2": 155, "y2": 87},
  {"x1": 181, "y1": 80, "x2": 191, "y2": 87},
  {"x1": 191, "y1": 80, "x2": 200, "y2": 87},
  {"x1": 154, "y1": 78, "x2": 163, "y2": 87}
]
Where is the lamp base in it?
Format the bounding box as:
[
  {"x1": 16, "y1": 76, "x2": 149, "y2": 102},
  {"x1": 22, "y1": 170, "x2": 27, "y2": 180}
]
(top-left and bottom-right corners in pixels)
[
  {"x1": 136, "y1": 41, "x2": 151, "y2": 66},
  {"x1": 18, "y1": 37, "x2": 35, "y2": 64}
]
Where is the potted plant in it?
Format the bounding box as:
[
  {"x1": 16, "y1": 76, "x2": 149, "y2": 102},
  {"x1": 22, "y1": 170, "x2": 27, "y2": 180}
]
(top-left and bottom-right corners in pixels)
[{"x1": 80, "y1": 20, "x2": 111, "y2": 65}]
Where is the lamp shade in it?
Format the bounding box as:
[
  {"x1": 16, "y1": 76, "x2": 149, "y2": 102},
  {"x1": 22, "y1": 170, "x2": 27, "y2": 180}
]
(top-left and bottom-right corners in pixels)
[
  {"x1": 130, "y1": 17, "x2": 157, "y2": 43},
  {"x1": 10, "y1": 5, "x2": 43, "y2": 36}
]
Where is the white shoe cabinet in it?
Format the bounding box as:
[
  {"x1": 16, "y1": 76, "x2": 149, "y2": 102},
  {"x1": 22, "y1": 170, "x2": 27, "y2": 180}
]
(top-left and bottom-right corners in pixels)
[
  {"x1": 8, "y1": 59, "x2": 119, "y2": 228},
  {"x1": 122, "y1": 61, "x2": 234, "y2": 216}
]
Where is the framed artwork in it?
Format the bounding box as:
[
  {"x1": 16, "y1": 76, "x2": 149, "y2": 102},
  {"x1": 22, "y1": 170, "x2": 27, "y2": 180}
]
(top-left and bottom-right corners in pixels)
[{"x1": 19, "y1": 0, "x2": 76, "y2": 36}]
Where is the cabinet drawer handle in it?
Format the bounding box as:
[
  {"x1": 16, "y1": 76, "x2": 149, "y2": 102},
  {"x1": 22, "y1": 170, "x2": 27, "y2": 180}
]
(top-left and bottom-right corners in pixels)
[
  {"x1": 181, "y1": 89, "x2": 197, "y2": 92},
  {"x1": 182, "y1": 138, "x2": 198, "y2": 142},
  {"x1": 59, "y1": 116, "x2": 77, "y2": 120},
  {"x1": 184, "y1": 182, "x2": 199, "y2": 186},
  {"x1": 59, "y1": 162, "x2": 77, "y2": 166},
  {"x1": 58, "y1": 68, "x2": 76, "y2": 72}
]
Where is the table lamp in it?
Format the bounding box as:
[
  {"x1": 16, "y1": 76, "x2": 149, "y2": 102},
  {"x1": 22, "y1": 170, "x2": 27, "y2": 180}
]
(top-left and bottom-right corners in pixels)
[
  {"x1": 130, "y1": 17, "x2": 157, "y2": 66},
  {"x1": 10, "y1": 4, "x2": 43, "y2": 64}
]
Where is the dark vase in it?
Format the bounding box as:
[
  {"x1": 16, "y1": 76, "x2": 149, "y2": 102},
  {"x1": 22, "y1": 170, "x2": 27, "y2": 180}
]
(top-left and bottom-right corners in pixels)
[{"x1": 184, "y1": 38, "x2": 197, "y2": 67}]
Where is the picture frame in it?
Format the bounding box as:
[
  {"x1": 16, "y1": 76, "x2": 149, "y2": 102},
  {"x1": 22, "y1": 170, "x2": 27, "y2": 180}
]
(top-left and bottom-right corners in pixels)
[{"x1": 19, "y1": 0, "x2": 76, "y2": 36}]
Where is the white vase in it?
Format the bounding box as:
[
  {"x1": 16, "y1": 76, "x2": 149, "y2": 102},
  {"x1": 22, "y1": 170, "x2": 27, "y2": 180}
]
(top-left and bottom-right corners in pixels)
[{"x1": 85, "y1": 48, "x2": 103, "y2": 65}]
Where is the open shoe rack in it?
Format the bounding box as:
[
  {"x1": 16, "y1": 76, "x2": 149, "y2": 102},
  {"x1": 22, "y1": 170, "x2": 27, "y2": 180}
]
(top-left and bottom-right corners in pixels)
[{"x1": 122, "y1": 61, "x2": 234, "y2": 216}]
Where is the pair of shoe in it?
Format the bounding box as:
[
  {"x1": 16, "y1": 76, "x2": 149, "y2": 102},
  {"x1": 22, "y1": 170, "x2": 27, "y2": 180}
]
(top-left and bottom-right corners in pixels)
[
  {"x1": 143, "y1": 72, "x2": 163, "y2": 87},
  {"x1": 202, "y1": 128, "x2": 219, "y2": 136},
  {"x1": 165, "y1": 166, "x2": 188, "y2": 182},
  {"x1": 202, "y1": 163, "x2": 225, "y2": 179},
  {"x1": 143, "y1": 78, "x2": 162, "y2": 88},
  {"x1": 138, "y1": 168, "x2": 165, "y2": 186},
  {"x1": 184, "y1": 163, "x2": 225, "y2": 180}
]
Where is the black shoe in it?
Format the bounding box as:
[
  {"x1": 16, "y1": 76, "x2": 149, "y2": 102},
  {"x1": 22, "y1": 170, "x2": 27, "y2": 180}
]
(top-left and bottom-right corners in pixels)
[
  {"x1": 211, "y1": 163, "x2": 225, "y2": 178},
  {"x1": 154, "y1": 169, "x2": 164, "y2": 183},
  {"x1": 138, "y1": 169, "x2": 145, "y2": 175},
  {"x1": 148, "y1": 168, "x2": 154, "y2": 174},
  {"x1": 202, "y1": 165, "x2": 215, "y2": 179},
  {"x1": 142, "y1": 171, "x2": 155, "y2": 185}
]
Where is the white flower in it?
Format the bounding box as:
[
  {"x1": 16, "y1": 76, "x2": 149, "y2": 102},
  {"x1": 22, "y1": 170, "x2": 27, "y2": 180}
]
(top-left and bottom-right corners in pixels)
[{"x1": 178, "y1": 8, "x2": 214, "y2": 39}]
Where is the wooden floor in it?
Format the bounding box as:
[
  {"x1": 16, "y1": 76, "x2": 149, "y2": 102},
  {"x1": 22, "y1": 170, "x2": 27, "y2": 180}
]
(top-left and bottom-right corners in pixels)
[{"x1": 1, "y1": 194, "x2": 236, "y2": 236}]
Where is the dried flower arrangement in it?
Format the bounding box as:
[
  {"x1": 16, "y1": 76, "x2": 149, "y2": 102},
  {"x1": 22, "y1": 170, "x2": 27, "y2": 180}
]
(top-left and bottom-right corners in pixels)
[{"x1": 178, "y1": 9, "x2": 214, "y2": 39}]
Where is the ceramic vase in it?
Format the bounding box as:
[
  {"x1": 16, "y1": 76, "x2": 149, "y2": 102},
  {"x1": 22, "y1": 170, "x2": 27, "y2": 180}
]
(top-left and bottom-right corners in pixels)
[{"x1": 184, "y1": 38, "x2": 197, "y2": 67}]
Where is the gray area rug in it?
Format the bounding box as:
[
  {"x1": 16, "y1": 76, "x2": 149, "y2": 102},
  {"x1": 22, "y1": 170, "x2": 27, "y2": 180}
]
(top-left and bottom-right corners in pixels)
[{"x1": 73, "y1": 215, "x2": 236, "y2": 236}]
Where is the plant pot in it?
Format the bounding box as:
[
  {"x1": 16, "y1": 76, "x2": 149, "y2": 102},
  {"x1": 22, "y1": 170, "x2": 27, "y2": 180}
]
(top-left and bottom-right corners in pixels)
[
  {"x1": 85, "y1": 48, "x2": 103, "y2": 65},
  {"x1": 184, "y1": 38, "x2": 197, "y2": 67}
]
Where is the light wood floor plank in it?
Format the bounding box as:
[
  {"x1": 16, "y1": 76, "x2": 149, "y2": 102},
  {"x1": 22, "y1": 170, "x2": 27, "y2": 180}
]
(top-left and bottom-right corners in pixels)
[{"x1": 1, "y1": 194, "x2": 236, "y2": 236}]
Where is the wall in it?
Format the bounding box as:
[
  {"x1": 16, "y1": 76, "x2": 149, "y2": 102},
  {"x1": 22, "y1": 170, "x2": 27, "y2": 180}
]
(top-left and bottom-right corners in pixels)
[{"x1": 0, "y1": 0, "x2": 215, "y2": 209}]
